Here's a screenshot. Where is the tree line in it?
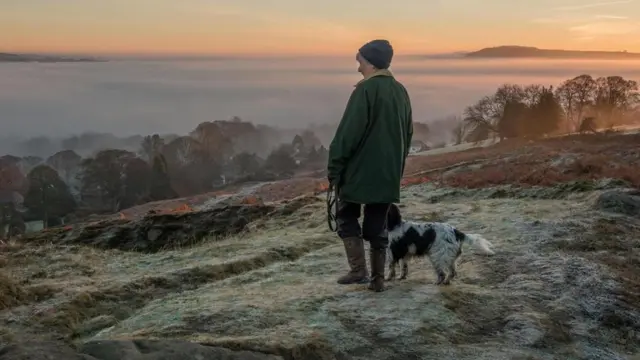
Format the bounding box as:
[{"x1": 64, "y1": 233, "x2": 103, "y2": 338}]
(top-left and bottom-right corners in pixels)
[
  {"x1": 456, "y1": 74, "x2": 639, "y2": 143},
  {"x1": 0, "y1": 119, "x2": 328, "y2": 236}
]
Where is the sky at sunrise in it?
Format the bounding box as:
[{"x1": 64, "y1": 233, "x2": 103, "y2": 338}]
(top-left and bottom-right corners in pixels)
[{"x1": 2, "y1": 0, "x2": 640, "y2": 55}]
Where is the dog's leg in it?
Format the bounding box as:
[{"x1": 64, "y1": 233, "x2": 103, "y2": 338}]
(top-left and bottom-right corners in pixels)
[
  {"x1": 386, "y1": 259, "x2": 397, "y2": 281},
  {"x1": 436, "y1": 268, "x2": 451, "y2": 285},
  {"x1": 428, "y1": 255, "x2": 448, "y2": 286},
  {"x1": 399, "y1": 259, "x2": 408, "y2": 280},
  {"x1": 449, "y1": 262, "x2": 457, "y2": 280},
  {"x1": 448, "y1": 247, "x2": 461, "y2": 282}
]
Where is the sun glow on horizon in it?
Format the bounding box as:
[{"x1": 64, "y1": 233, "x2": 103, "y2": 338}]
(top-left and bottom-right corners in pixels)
[{"x1": 2, "y1": 0, "x2": 640, "y2": 55}]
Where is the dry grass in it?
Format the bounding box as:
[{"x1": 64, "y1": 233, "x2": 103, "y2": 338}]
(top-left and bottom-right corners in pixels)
[
  {"x1": 553, "y1": 217, "x2": 638, "y2": 252},
  {"x1": 0, "y1": 271, "x2": 29, "y2": 310},
  {"x1": 444, "y1": 153, "x2": 639, "y2": 188},
  {"x1": 404, "y1": 133, "x2": 640, "y2": 189},
  {"x1": 552, "y1": 216, "x2": 640, "y2": 348},
  {"x1": 253, "y1": 178, "x2": 329, "y2": 203},
  {"x1": 0, "y1": 271, "x2": 58, "y2": 311},
  {"x1": 0, "y1": 200, "x2": 335, "y2": 345},
  {"x1": 22, "y1": 232, "x2": 335, "y2": 339}
]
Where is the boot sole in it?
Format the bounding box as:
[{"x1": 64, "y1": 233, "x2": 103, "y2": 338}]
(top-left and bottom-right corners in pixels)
[
  {"x1": 337, "y1": 277, "x2": 370, "y2": 285},
  {"x1": 367, "y1": 284, "x2": 386, "y2": 292}
]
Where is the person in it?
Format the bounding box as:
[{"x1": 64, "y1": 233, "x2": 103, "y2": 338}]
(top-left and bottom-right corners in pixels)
[{"x1": 327, "y1": 39, "x2": 413, "y2": 292}]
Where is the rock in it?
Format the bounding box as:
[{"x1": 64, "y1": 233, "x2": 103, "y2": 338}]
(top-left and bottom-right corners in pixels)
[
  {"x1": 73, "y1": 315, "x2": 118, "y2": 338},
  {"x1": 21, "y1": 195, "x2": 321, "y2": 253},
  {"x1": 0, "y1": 340, "x2": 283, "y2": 360},
  {"x1": 23, "y1": 204, "x2": 276, "y2": 253},
  {"x1": 593, "y1": 190, "x2": 640, "y2": 216},
  {"x1": 147, "y1": 229, "x2": 162, "y2": 242},
  {"x1": 79, "y1": 340, "x2": 284, "y2": 360},
  {"x1": 78, "y1": 341, "x2": 140, "y2": 360},
  {"x1": 0, "y1": 341, "x2": 97, "y2": 360}
]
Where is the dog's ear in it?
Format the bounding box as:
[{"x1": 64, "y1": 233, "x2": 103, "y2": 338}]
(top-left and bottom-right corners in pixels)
[{"x1": 386, "y1": 203, "x2": 402, "y2": 230}]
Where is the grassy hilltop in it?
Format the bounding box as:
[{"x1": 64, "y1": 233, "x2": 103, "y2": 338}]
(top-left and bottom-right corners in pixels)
[{"x1": 1, "y1": 132, "x2": 640, "y2": 359}]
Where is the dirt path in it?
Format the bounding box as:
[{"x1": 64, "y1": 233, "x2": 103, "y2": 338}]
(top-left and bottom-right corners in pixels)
[{"x1": 2, "y1": 183, "x2": 638, "y2": 359}]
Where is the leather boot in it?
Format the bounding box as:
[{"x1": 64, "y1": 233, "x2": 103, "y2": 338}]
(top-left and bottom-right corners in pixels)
[
  {"x1": 368, "y1": 246, "x2": 386, "y2": 292},
  {"x1": 337, "y1": 237, "x2": 369, "y2": 284}
]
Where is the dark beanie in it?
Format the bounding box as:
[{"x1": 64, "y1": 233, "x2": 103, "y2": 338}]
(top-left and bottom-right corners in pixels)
[{"x1": 358, "y1": 39, "x2": 394, "y2": 70}]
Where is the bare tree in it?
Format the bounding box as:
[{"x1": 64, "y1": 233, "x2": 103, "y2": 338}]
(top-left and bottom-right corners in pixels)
[
  {"x1": 555, "y1": 75, "x2": 597, "y2": 132},
  {"x1": 572, "y1": 75, "x2": 598, "y2": 130},
  {"x1": 522, "y1": 84, "x2": 544, "y2": 107},
  {"x1": 594, "y1": 76, "x2": 639, "y2": 128},
  {"x1": 190, "y1": 121, "x2": 233, "y2": 162},
  {"x1": 463, "y1": 96, "x2": 498, "y2": 137},
  {"x1": 139, "y1": 134, "x2": 165, "y2": 163},
  {"x1": 463, "y1": 84, "x2": 527, "y2": 141},
  {"x1": 451, "y1": 120, "x2": 468, "y2": 145}
]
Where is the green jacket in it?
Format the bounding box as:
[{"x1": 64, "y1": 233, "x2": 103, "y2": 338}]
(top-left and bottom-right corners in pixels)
[{"x1": 328, "y1": 71, "x2": 413, "y2": 204}]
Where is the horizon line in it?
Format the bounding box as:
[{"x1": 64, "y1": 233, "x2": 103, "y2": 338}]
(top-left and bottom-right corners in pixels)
[
  {"x1": 1, "y1": 50, "x2": 465, "y2": 58},
  {"x1": 4, "y1": 45, "x2": 640, "y2": 59}
]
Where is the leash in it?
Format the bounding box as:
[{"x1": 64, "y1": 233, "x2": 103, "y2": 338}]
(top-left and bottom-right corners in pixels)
[{"x1": 326, "y1": 182, "x2": 338, "y2": 232}]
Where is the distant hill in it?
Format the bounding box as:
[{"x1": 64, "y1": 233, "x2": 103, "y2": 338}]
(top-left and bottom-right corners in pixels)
[
  {"x1": 0, "y1": 53, "x2": 104, "y2": 63},
  {"x1": 465, "y1": 46, "x2": 640, "y2": 59}
]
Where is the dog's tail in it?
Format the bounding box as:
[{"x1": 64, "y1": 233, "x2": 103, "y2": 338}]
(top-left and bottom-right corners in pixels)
[{"x1": 455, "y1": 229, "x2": 495, "y2": 255}]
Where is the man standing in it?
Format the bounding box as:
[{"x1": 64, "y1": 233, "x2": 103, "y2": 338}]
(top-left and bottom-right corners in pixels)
[{"x1": 328, "y1": 39, "x2": 413, "y2": 292}]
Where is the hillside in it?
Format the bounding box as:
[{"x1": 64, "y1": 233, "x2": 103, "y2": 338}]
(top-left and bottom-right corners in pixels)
[
  {"x1": 0, "y1": 53, "x2": 103, "y2": 63},
  {"x1": 465, "y1": 46, "x2": 640, "y2": 59},
  {"x1": 1, "y1": 132, "x2": 640, "y2": 359}
]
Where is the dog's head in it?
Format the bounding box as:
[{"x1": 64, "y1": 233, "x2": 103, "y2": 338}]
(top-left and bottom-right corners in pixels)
[{"x1": 386, "y1": 203, "x2": 403, "y2": 231}]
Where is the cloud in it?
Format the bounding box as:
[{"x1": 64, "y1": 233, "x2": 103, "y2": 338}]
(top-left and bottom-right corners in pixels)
[
  {"x1": 569, "y1": 21, "x2": 640, "y2": 36},
  {"x1": 531, "y1": 13, "x2": 629, "y2": 23},
  {"x1": 574, "y1": 36, "x2": 596, "y2": 41},
  {"x1": 532, "y1": 15, "x2": 586, "y2": 23},
  {"x1": 554, "y1": 0, "x2": 633, "y2": 11},
  {"x1": 533, "y1": 5, "x2": 640, "y2": 41},
  {"x1": 595, "y1": 14, "x2": 629, "y2": 19}
]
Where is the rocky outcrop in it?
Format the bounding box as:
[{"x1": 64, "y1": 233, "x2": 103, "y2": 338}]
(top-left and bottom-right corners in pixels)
[
  {"x1": 0, "y1": 340, "x2": 283, "y2": 360},
  {"x1": 593, "y1": 189, "x2": 640, "y2": 216},
  {"x1": 21, "y1": 196, "x2": 320, "y2": 253}
]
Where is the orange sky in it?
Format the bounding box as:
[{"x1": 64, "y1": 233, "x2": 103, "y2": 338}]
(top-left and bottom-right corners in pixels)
[{"x1": 2, "y1": 0, "x2": 640, "y2": 55}]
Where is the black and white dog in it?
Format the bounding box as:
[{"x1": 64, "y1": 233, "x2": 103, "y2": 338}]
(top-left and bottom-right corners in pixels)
[{"x1": 385, "y1": 204, "x2": 495, "y2": 285}]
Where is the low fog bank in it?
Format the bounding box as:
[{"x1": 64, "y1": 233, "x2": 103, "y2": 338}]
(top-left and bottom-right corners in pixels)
[
  {"x1": 0, "y1": 124, "x2": 328, "y2": 159},
  {"x1": 0, "y1": 117, "x2": 457, "y2": 160},
  {"x1": 2, "y1": 57, "x2": 638, "y2": 161},
  {"x1": 4, "y1": 57, "x2": 640, "y2": 140}
]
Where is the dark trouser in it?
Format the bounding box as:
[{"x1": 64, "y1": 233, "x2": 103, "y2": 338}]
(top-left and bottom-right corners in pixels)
[{"x1": 336, "y1": 201, "x2": 390, "y2": 249}]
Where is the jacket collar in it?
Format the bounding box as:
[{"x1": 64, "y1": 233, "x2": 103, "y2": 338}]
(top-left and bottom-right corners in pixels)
[{"x1": 355, "y1": 69, "x2": 394, "y2": 87}]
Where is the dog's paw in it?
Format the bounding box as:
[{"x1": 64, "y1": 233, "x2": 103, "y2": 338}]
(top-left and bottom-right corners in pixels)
[
  {"x1": 398, "y1": 275, "x2": 407, "y2": 280},
  {"x1": 385, "y1": 276, "x2": 395, "y2": 281}
]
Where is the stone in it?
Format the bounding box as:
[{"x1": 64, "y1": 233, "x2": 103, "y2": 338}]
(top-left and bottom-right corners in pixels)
[
  {"x1": 593, "y1": 190, "x2": 640, "y2": 217},
  {"x1": 0, "y1": 341, "x2": 98, "y2": 360},
  {"x1": 78, "y1": 340, "x2": 140, "y2": 360},
  {"x1": 79, "y1": 340, "x2": 284, "y2": 360},
  {"x1": 72, "y1": 315, "x2": 118, "y2": 338},
  {"x1": 147, "y1": 229, "x2": 163, "y2": 242}
]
